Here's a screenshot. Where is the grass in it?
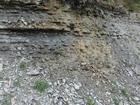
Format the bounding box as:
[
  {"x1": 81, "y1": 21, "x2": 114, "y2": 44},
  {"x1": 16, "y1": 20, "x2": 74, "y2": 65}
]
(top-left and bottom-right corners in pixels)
[
  {"x1": 86, "y1": 98, "x2": 96, "y2": 105},
  {"x1": 2, "y1": 98, "x2": 9, "y2": 105},
  {"x1": 124, "y1": 37, "x2": 129, "y2": 42},
  {"x1": 19, "y1": 61, "x2": 27, "y2": 69},
  {"x1": 0, "y1": 76, "x2": 3, "y2": 80},
  {"x1": 121, "y1": 88, "x2": 130, "y2": 102},
  {"x1": 33, "y1": 80, "x2": 48, "y2": 92},
  {"x1": 111, "y1": 81, "x2": 116, "y2": 85},
  {"x1": 138, "y1": 81, "x2": 140, "y2": 85},
  {"x1": 112, "y1": 87, "x2": 116, "y2": 92},
  {"x1": 138, "y1": 74, "x2": 140, "y2": 76},
  {"x1": 129, "y1": 63, "x2": 136, "y2": 68},
  {"x1": 2, "y1": 94, "x2": 12, "y2": 105},
  {"x1": 13, "y1": 78, "x2": 20, "y2": 86},
  {"x1": 137, "y1": 53, "x2": 140, "y2": 59},
  {"x1": 113, "y1": 98, "x2": 120, "y2": 105},
  {"x1": 123, "y1": 0, "x2": 140, "y2": 10},
  {"x1": 121, "y1": 88, "x2": 128, "y2": 96}
]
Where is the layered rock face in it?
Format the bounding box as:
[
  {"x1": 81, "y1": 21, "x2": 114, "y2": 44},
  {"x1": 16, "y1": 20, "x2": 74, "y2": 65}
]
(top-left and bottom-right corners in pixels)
[
  {"x1": 0, "y1": 0, "x2": 116, "y2": 73},
  {"x1": 0, "y1": 0, "x2": 43, "y2": 4}
]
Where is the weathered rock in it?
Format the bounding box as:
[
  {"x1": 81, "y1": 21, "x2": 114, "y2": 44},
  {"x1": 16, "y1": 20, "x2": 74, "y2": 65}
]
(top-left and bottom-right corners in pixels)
[
  {"x1": 0, "y1": 63, "x2": 3, "y2": 72},
  {"x1": 26, "y1": 70, "x2": 39, "y2": 76},
  {"x1": 73, "y1": 82, "x2": 82, "y2": 90}
]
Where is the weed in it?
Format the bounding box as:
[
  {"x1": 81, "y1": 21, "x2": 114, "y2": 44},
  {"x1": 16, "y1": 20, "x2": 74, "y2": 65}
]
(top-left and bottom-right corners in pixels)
[
  {"x1": 0, "y1": 76, "x2": 3, "y2": 80},
  {"x1": 121, "y1": 88, "x2": 130, "y2": 102},
  {"x1": 137, "y1": 47, "x2": 140, "y2": 51},
  {"x1": 138, "y1": 81, "x2": 140, "y2": 85},
  {"x1": 129, "y1": 63, "x2": 136, "y2": 68},
  {"x1": 128, "y1": 35, "x2": 133, "y2": 39},
  {"x1": 137, "y1": 53, "x2": 140, "y2": 59},
  {"x1": 112, "y1": 87, "x2": 116, "y2": 92},
  {"x1": 113, "y1": 98, "x2": 120, "y2": 105},
  {"x1": 13, "y1": 78, "x2": 20, "y2": 86},
  {"x1": 86, "y1": 98, "x2": 96, "y2": 105},
  {"x1": 124, "y1": 37, "x2": 129, "y2": 42},
  {"x1": 2, "y1": 98, "x2": 9, "y2": 105},
  {"x1": 123, "y1": 0, "x2": 140, "y2": 10},
  {"x1": 2, "y1": 94, "x2": 12, "y2": 105},
  {"x1": 111, "y1": 81, "x2": 116, "y2": 85},
  {"x1": 33, "y1": 80, "x2": 48, "y2": 92},
  {"x1": 20, "y1": 61, "x2": 27, "y2": 69},
  {"x1": 121, "y1": 88, "x2": 128, "y2": 96}
]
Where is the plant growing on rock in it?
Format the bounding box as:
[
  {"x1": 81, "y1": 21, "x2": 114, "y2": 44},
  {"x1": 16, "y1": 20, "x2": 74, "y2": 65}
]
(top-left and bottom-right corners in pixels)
[
  {"x1": 13, "y1": 78, "x2": 20, "y2": 86},
  {"x1": 121, "y1": 88, "x2": 130, "y2": 101},
  {"x1": 33, "y1": 80, "x2": 48, "y2": 92},
  {"x1": 19, "y1": 61, "x2": 27, "y2": 69},
  {"x1": 86, "y1": 98, "x2": 96, "y2": 105},
  {"x1": 113, "y1": 98, "x2": 120, "y2": 105}
]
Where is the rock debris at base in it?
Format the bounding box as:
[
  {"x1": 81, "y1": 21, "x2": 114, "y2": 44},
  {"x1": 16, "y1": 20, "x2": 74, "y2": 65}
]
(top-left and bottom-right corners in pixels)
[{"x1": 0, "y1": 1, "x2": 140, "y2": 105}]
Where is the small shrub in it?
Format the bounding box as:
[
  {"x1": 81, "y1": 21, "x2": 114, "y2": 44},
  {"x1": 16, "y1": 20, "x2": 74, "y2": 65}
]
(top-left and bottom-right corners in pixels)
[
  {"x1": 138, "y1": 81, "x2": 140, "y2": 85},
  {"x1": 121, "y1": 88, "x2": 130, "y2": 102},
  {"x1": 33, "y1": 80, "x2": 48, "y2": 92}
]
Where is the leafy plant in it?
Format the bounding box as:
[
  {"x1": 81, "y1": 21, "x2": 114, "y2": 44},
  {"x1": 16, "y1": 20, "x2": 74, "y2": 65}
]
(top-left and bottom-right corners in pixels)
[
  {"x1": 121, "y1": 88, "x2": 128, "y2": 96},
  {"x1": 0, "y1": 76, "x2": 3, "y2": 80},
  {"x1": 86, "y1": 98, "x2": 96, "y2": 105},
  {"x1": 2, "y1": 98, "x2": 9, "y2": 105},
  {"x1": 113, "y1": 98, "x2": 120, "y2": 105},
  {"x1": 33, "y1": 80, "x2": 48, "y2": 92},
  {"x1": 121, "y1": 88, "x2": 130, "y2": 101},
  {"x1": 112, "y1": 87, "x2": 116, "y2": 92},
  {"x1": 2, "y1": 94, "x2": 12, "y2": 105},
  {"x1": 138, "y1": 81, "x2": 140, "y2": 85},
  {"x1": 20, "y1": 61, "x2": 27, "y2": 69},
  {"x1": 13, "y1": 78, "x2": 20, "y2": 86}
]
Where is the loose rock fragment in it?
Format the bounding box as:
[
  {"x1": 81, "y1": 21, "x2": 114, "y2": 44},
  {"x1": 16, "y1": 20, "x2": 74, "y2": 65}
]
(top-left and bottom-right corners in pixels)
[
  {"x1": 26, "y1": 70, "x2": 39, "y2": 76},
  {"x1": 0, "y1": 63, "x2": 3, "y2": 72}
]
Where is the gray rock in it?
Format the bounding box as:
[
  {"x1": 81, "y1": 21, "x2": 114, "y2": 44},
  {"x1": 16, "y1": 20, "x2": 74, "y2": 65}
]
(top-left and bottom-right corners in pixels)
[
  {"x1": 0, "y1": 63, "x2": 3, "y2": 72},
  {"x1": 133, "y1": 97, "x2": 140, "y2": 101},
  {"x1": 26, "y1": 70, "x2": 39, "y2": 76},
  {"x1": 73, "y1": 82, "x2": 82, "y2": 90}
]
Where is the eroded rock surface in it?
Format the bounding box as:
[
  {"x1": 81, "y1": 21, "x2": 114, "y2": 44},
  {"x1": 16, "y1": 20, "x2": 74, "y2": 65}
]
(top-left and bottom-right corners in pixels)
[{"x1": 0, "y1": 1, "x2": 140, "y2": 105}]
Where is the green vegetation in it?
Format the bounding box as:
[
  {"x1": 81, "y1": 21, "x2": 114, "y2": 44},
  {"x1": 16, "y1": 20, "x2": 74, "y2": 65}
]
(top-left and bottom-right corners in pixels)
[
  {"x1": 113, "y1": 98, "x2": 120, "y2": 105},
  {"x1": 108, "y1": 0, "x2": 140, "y2": 10},
  {"x1": 33, "y1": 80, "x2": 48, "y2": 92},
  {"x1": 86, "y1": 98, "x2": 96, "y2": 105},
  {"x1": 2, "y1": 98, "x2": 9, "y2": 105},
  {"x1": 0, "y1": 76, "x2": 3, "y2": 80},
  {"x1": 137, "y1": 53, "x2": 140, "y2": 59},
  {"x1": 129, "y1": 63, "x2": 136, "y2": 68},
  {"x1": 121, "y1": 88, "x2": 130, "y2": 102},
  {"x1": 123, "y1": 0, "x2": 140, "y2": 10},
  {"x1": 112, "y1": 87, "x2": 116, "y2": 92},
  {"x1": 20, "y1": 61, "x2": 27, "y2": 69},
  {"x1": 13, "y1": 78, "x2": 20, "y2": 86},
  {"x1": 121, "y1": 88, "x2": 128, "y2": 96},
  {"x1": 2, "y1": 94, "x2": 12, "y2": 105},
  {"x1": 138, "y1": 81, "x2": 140, "y2": 85}
]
